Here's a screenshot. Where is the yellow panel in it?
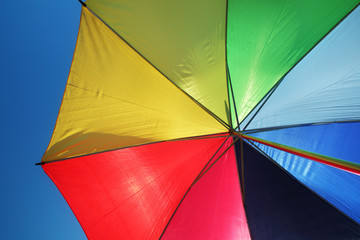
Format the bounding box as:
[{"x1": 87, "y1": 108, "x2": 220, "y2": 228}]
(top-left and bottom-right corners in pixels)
[
  {"x1": 43, "y1": 8, "x2": 226, "y2": 162},
  {"x1": 86, "y1": 0, "x2": 229, "y2": 124}
]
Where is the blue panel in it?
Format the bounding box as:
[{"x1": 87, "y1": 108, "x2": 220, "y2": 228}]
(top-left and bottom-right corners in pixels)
[
  {"x1": 249, "y1": 122, "x2": 360, "y2": 164},
  {"x1": 247, "y1": 6, "x2": 360, "y2": 130},
  {"x1": 249, "y1": 124, "x2": 360, "y2": 224},
  {"x1": 236, "y1": 141, "x2": 360, "y2": 239}
]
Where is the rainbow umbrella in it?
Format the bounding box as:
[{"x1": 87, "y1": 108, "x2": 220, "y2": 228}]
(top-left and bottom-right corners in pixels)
[{"x1": 39, "y1": 0, "x2": 360, "y2": 239}]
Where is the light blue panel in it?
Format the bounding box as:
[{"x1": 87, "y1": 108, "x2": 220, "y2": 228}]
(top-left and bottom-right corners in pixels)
[
  {"x1": 248, "y1": 123, "x2": 360, "y2": 224},
  {"x1": 247, "y1": 6, "x2": 360, "y2": 130}
]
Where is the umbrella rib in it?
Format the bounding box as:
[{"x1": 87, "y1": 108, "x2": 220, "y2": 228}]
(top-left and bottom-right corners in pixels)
[
  {"x1": 237, "y1": 2, "x2": 360, "y2": 131},
  {"x1": 36, "y1": 132, "x2": 230, "y2": 166},
  {"x1": 192, "y1": 137, "x2": 240, "y2": 186},
  {"x1": 191, "y1": 137, "x2": 230, "y2": 185},
  {"x1": 245, "y1": 139, "x2": 360, "y2": 228},
  {"x1": 224, "y1": 0, "x2": 238, "y2": 130},
  {"x1": 241, "y1": 76, "x2": 284, "y2": 131},
  {"x1": 158, "y1": 136, "x2": 239, "y2": 239},
  {"x1": 236, "y1": 81, "x2": 273, "y2": 130},
  {"x1": 242, "y1": 119, "x2": 360, "y2": 134},
  {"x1": 158, "y1": 137, "x2": 228, "y2": 239},
  {"x1": 81, "y1": 5, "x2": 232, "y2": 131},
  {"x1": 240, "y1": 138, "x2": 245, "y2": 198},
  {"x1": 233, "y1": 137, "x2": 246, "y2": 206},
  {"x1": 240, "y1": 133, "x2": 360, "y2": 176},
  {"x1": 226, "y1": 72, "x2": 233, "y2": 127},
  {"x1": 232, "y1": 137, "x2": 256, "y2": 240},
  {"x1": 224, "y1": 0, "x2": 231, "y2": 126},
  {"x1": 78, "y1": 0, "x2": 86, "y2": 7},
  {"x1": 227, "y1": 64, "x2": 241, "y2": 130}
]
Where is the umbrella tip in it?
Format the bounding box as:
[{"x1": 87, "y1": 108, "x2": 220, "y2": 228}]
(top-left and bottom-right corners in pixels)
[
  {"x1": 78, "y1": 0, "x2": 87, "y2": 7},
  {"x1": 35, "y1": 162, "x2": 45, "y2": 166}
]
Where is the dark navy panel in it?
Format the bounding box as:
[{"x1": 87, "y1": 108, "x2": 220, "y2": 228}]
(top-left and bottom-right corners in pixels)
[
  {"x1": 235, "y1": 140, "x2": 360, "y2": 240},
  {"x1": 252, "y1": 139, "x2": 360, "y2": 224}
]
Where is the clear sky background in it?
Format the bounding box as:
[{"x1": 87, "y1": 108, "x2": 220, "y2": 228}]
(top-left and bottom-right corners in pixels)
[{"x1": 1, "y1": 0, "x2": 87, "y2": 239}]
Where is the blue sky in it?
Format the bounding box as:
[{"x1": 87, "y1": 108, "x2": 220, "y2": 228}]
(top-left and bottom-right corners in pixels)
[{"x1": 0, "y1": 0, "x2": 86, "y2": 239}]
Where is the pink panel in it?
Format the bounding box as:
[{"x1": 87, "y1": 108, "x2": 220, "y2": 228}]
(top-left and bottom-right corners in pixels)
[{"x1": 162, "y1": 138, "x2": 251, "y2": 240}]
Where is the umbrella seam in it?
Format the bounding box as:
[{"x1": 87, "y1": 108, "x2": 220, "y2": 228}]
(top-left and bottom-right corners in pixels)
[
  {"x1": 238, "y1": 2, "x2": 360, "y2": 131},
  {"x1": 245, "y1": 139, "x2": 360, "y2": 228},
  {"x1": 243, "y1": 119, "x2": 360, "y2": 134},
  {"x1": 82, "y1": 5, "x2": 232, "y2": 131},
  {"x1": 158, "y1": 137, "x2": 239, "y2": 239},
  {"x1": 36, "y1": 133, "x2": 230, "y2": 165},
  {"x1": 242, "y1": 76, "x2": 285, "y2": 131}
]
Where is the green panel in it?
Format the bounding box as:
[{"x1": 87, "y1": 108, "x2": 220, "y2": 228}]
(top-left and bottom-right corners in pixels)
[
  {"x1": 227, "y1": 0, "x2": 359, "y2": 126},
  {"x1": 86, "y1": 0, "x2": 229, "y2": 125}
]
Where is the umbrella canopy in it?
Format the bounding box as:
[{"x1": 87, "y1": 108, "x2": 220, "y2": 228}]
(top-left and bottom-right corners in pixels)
[{"x1": 40, "y1": 0, "x2": 360, "y2": 239}]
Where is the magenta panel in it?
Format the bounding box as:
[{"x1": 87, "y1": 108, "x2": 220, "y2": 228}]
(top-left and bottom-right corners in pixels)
[{"x1": 162, "y1": 138, "x2": 251, "y2": 240}]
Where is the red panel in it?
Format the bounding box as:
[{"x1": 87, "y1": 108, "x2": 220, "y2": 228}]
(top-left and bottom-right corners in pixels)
[
  {"x1": 162, "y1": 138, "x2": 251, "y2": 240},
  {"x1": 43, "y1": 136, "x2": 228, "y2": 240}
]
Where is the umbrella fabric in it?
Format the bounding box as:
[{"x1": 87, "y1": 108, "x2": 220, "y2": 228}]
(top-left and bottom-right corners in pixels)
[{"x1": 41, "y1": 0, "x2": 360, "y2": 239}]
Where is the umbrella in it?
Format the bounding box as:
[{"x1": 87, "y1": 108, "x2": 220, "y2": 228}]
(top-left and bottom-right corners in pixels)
[{"x1": 39, "y1": 0, "x2": 360, "y2": 239}]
